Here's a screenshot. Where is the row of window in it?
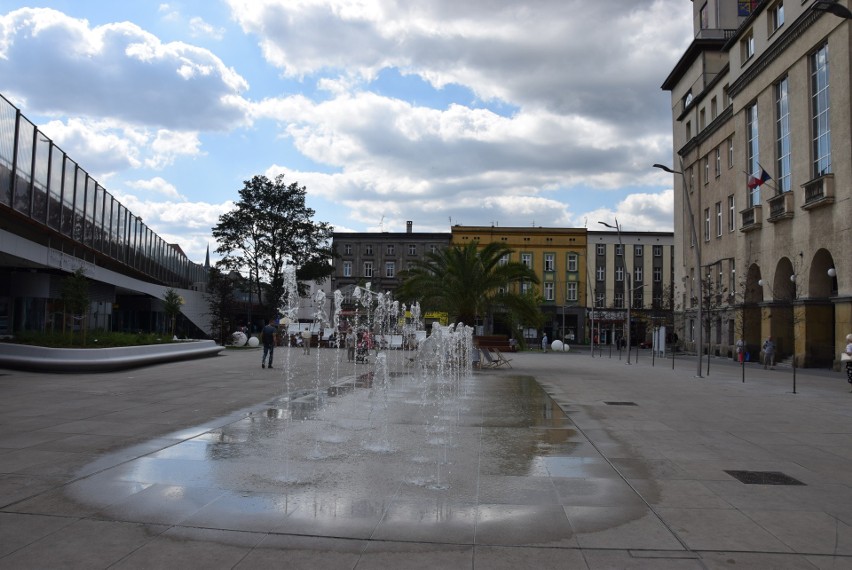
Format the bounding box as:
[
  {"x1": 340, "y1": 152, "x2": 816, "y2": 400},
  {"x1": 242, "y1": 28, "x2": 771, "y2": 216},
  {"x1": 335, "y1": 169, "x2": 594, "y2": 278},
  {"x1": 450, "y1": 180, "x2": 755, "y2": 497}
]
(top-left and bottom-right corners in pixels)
[
  {"x1": 595, "y1": 265, "x2": 664, "y2": 283},
  {"x1": 703, "y1": 195, "x2": 737, "y2": 241},
  {"x1": 593, "y1": 292, "x2": 658, "y2": 310},
  {"x1": 595, "y1": 244, "x2": 664, "y2": 257},
  {"x1": 341, "y1": 243, "x2": 441, "y2": 256},
  {"x1": 342, "y1": 261, "x2": 399, "y2": 279}
]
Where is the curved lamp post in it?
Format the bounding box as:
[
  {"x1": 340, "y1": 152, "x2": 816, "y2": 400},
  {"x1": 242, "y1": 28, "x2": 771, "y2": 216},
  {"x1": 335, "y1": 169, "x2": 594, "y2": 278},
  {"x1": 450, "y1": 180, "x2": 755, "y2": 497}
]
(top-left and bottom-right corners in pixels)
[
  {"x1": 598, "y1": 219, "x2": 632, "y2": 364},
  {"x1": 813, "y1": 0, "x2": 852, "y2": 19},
  {"x1": 654, "y1": 163, "x2": 703, "y2": 378}
]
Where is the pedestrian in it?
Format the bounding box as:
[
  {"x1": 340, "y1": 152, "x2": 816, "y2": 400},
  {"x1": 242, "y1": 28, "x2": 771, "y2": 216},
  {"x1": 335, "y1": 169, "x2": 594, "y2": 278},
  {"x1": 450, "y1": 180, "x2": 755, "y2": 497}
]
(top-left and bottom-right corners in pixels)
[
  {"x1": 541, "y1": 333, "x2": 548, "y2": 353},
  {"x1": 509, "y1": 337, "x2": 518, "y2": 352},
  {"x1": 346, "y1": 328, "x2": 356, "y2": 362},
  {"x1": 843, "y1": 333, "x2": 852, "y2": 391},
  {"x1": 302, "y1": 329, "x2": 312, "y2": 355},
  {"x1": 762, "y1": 336, "x2": 776, "y2": 370},
  {"x1": 736, "y1": 338, "x2": 744, "y2": 363},
  {"x1": 260, "y1": 318, "x2": 276, "y2": 369}
]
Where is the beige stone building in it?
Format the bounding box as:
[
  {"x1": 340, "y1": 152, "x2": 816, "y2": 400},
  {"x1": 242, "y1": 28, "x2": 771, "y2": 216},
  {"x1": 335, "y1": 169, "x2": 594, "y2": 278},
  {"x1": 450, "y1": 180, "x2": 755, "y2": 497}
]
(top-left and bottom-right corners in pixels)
[{"x1": 662, "y1": 0, "x2": 850, "y2": 367}]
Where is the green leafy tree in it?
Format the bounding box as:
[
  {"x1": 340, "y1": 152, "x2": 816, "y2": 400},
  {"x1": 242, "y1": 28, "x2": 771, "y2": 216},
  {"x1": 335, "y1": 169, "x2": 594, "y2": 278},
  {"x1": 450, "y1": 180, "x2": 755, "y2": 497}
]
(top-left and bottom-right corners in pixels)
[
  {"x1": 212, "y1": 174, "x2": 334, "y2": 317},
  {"x1": 60, "y1": 267, "x2": 91, "y2": 345},
  {"x1": 397, "y1": 241, "x2": 542, "y2": 331},
  {"x1": 163, "y1": 288, "x2": 184, "y2": 337}
]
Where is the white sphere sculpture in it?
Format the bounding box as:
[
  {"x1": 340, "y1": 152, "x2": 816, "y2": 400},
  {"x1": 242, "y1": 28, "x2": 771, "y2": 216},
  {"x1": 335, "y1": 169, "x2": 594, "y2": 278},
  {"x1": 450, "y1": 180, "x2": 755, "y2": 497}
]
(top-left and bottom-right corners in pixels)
[
  {"x1": 248, "y1": 336, "x2": 260, "y2": 347},
  {"x1": 232, "y1": 331, "x2": 247, "y2": 346},
  {"x1": 551, "y1": 340, "x2": 563, "y2": 352}
]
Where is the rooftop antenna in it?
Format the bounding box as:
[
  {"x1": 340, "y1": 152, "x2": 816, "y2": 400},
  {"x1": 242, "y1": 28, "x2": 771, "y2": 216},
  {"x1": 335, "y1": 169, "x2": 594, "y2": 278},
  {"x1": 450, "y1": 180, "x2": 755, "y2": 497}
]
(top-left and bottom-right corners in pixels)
[{"x1": 379, "y1": 215, "x2": 385, "y2": 232}]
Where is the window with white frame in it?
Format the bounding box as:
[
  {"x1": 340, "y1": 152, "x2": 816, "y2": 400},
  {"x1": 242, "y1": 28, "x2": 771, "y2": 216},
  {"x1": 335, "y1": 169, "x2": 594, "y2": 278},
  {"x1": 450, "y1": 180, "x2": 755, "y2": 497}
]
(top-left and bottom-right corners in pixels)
[
  {"x1": 653, "y1": 266, "x2": 662, "y2": 282},
  {"x1": 715, "y1": 147, "x2": 721, "y2": 177},
  {"x1": 746, "y1": 103, "x2": 761, "y2": 207},
  {"x1": 634, "y1": 266, "x2": 643, "y2": 282},
  {"x1": 615, "y1": 244, "x2": 623, "y2": 256},
  {"x1": 544, "y1": 282, "x2": 554, "y2": 301},
  {"x1": 566, "y1": 282, "x2": 578, "y2": 301},
  {"x1": 812, "y1": 44, "x2": 831, "y2": 178},
  {"x1": 430, "y1": 245, "x2": 438, "y2": 254},
  {"x1": 634, "y1": 245, "x2": 643, "y2": 257},
  {"x1": 703, "y1": 156, "x2": 709, "y2": 185},
  {"x1": 521, "y1": 280, "x2": 531, "y2": 294},
  {"x1": 363, "y1": 262, "x2": 373, "y2": 277},
  {"x1": 521, "y1": 253, "x2": 532, "y2": 269},
  {"x1": 596, "y1": 292, "x2": 605, "y2": 308},
  {"x1": 365, "y1": 244, "x2": 373, "y2": 255},
  {"x1": 408, "y1": 244, "x2": 417, "y2": 255},
  {"x1": 728, "y1": 195, "x2": 735, "y2": 231},
  {"x1": 386, "y1": 244, "x2": 394, "y2": 255},
  {"x1": 344, "y1": 244, "x2": 352, "y2": 255},
  {"x1": 544, "y1": 253, "x2": 555, "y2": 272},
  {"x1": 614, "y1": 292, "x2": 624, "y2": 309},
  {"x1": 597, "y1": 266, "x2": 605, "y2": 281},
  {"x1": 711, "y1": 96, "x2": 717, "y2": 120},
  {"x1": 616, "y1": 266, "x2": 624, "y2": 282},
  {"x1": 567, "y1": 253, "x2": 578, "y2": 272},
  {"x1": 704, "y1": 208, "x2": 710, "y2": 242},
  {"x1": 385, "y1": 262, "x2": 395, "y2": 278},
  {"x1": 343, "y1": 261, "x2": 352, "y2": 277},
  {"x1": 499, "y1": 253, "x2": 509, "y2": 266},
  {"x1": 715, "y1": 202, "x2": 722, "y2": 237},
  {"x1": 770, "y1": 1, "x2": 784, "y2": 33},
  {"x1": 596, "y1": 244, "x2": 605, "y2": 256},
  {"x1": 776, "y1": 76, "x2": 791, "y2": 192},
  {"x1": 653, "y1": 245, "x2": 662, "y2": 257},
  {"x1": 728, "y1": 137, "x2": 734, "y2": 168},
  {"x1": 741, "y1": 29, "x2": 754, "y2": 62},
  {"x1": 730, "y1": 259, "x2": 737, "y2": 295},
  {"x1": 633, "y1": 288, "x2": 643, "y2": 309}
]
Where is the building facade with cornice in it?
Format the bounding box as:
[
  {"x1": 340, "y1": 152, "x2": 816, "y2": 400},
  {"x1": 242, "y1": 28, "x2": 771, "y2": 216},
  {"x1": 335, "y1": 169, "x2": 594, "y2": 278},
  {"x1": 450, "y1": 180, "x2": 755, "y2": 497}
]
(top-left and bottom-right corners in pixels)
[{"x1": 661, "y1": 0, "x2": 850, "y2": 367}]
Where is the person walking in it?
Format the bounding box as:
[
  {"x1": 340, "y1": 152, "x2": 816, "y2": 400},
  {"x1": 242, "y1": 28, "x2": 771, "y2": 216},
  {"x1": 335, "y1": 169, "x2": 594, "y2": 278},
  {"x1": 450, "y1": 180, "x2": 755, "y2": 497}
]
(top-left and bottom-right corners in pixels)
[
  {"x1": 736, "y1": 338, "x2": 744, "y2": 363},
  {"x1": 302, "y1": 329, "x2": 312, "y2": 355},
  {"x1": 345, "y1": 328, "x2": 356, "y2": 362},
  {"x1": 762, "y1": 336, "x2": 776, "y2": 370},
  {"x1": 260, "y1": 318, "x2": 277, "y2": 369},
  {"x1": 541, "y1": 333, "x2": 548, "y2": 353}
]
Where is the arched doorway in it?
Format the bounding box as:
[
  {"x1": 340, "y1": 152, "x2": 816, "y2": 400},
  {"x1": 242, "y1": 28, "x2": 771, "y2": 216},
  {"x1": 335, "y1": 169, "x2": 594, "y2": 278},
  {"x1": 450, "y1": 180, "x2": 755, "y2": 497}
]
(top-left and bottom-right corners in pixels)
[
  {"x1": 804, "y1": 249, "x2": 836, "y2": 367},
  {"x1": 740, "y1": 264, "x2": 763, "y2": 362}
]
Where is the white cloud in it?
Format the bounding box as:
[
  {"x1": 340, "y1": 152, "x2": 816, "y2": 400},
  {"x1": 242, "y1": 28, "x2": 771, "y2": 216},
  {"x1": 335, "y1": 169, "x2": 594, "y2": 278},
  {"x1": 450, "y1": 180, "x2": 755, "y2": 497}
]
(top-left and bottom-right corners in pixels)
[
  {"x1": 0, "y1": 7, "x2": 250, "y2": 130},
  {"x1": 189, "y1": 16, "x2": 225, "y2": 40},
  {"x1": 125, "y1": 177, "x2": 185, "y2": 200}
]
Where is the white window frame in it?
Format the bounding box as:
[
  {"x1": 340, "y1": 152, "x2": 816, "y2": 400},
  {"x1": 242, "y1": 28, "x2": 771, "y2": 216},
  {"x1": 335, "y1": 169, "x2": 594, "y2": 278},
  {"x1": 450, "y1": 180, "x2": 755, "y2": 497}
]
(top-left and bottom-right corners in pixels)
[
  {"x1": 653, "y1": 267, "x2": 662, "y2": 283},
  {"x1": 596, "y1": 266, "x2": 605, "y2": 281},
  {"x1": 715, "y1": 202, "x2": 722, "y2": 237},
  {"x1": 544, "y1": 253, "x2": 555, "y2": 272},
  {"x1": 343, "y1": 261, "x2": 352, "y2": 277},
  {"x1": 596, "y1": 244, "x2": 605, "y2": 255},
  {"x1": 616, "y1": 266, "x2": 624, "y2": 282},
  {"x1": 521, "y1": 253, "x2": 533, "y2": 269},
  {"x1": 385, "y1": 261, "x2": 395, "y2": 278},
  {"x1": 408, "y1": 244, "x2": 417, "y2": 255},
  {"x1": 567, "y1": 253, "x2": 578, "y2": 272},
  {"x1": 363, "y1": 262, "x2": 373, "y2": 278},
  {"x1": 566, "y1": 282, "x2": 578, "y2": 302},
  {"x1": 728, "y1": 195, "x2": 736, "y2": 232},
  {"x1": 544, "y1": 282, "x2": 555, "y2": 301},
  {"x1": 653, "y1": 245, "x2": 662, "y2": 257}
]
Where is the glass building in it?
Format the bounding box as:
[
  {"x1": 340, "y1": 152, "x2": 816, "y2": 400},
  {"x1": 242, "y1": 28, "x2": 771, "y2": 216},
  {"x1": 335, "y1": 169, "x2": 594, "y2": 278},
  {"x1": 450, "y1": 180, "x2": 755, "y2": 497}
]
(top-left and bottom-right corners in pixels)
[{"x1": 0, "y1": 93, "x2": 210, "y2": 336}]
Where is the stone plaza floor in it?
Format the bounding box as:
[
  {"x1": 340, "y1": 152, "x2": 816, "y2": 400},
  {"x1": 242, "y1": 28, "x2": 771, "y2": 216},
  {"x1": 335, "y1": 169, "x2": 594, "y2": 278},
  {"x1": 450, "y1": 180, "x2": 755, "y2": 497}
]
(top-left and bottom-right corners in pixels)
[{"x1": 1, "y1": 345, "x2": 851, "y2": 569}]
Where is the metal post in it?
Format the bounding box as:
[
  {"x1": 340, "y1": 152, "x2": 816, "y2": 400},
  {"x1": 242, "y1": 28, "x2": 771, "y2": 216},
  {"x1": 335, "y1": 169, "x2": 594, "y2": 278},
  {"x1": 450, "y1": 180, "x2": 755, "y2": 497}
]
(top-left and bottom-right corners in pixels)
[{"x1": 653, "y1": 163, "x2": 703, "y2": 378}]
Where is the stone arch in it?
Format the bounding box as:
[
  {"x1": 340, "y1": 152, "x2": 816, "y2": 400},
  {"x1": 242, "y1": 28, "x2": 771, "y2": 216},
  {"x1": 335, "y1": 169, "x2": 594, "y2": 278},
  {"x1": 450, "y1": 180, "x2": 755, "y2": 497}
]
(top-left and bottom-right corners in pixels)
[
  {"x1": 808, "y1": 248, "x2": 836, "y2": 299},
  {"x1": 804, "y1": 248, "x2": 837, "y2": 367},
  {"x1": 740, "y1": 263, "x2": 763, "y2": 359}
]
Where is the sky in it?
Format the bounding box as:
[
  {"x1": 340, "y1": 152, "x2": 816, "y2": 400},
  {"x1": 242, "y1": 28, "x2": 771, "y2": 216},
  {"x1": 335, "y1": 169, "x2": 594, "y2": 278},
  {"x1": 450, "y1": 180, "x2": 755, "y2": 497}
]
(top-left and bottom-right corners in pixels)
[{"x1": 0, "y1": 0, "x2": 693, "y2": 265}]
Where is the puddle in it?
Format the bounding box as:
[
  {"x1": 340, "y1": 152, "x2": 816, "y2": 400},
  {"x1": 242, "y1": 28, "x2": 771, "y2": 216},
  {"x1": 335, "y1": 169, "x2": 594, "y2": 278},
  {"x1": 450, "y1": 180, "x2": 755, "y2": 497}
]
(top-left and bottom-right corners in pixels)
[{"x1": 67, "y1": 374, "x2": 613, "y2": 534}]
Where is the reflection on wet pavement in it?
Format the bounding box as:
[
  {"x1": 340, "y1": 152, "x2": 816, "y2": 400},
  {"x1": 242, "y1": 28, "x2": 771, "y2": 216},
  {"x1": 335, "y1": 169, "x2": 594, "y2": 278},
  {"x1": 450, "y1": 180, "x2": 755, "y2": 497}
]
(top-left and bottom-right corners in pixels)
[{"x1": 67, "y1": 367, "x2": 678, "y2": 548}]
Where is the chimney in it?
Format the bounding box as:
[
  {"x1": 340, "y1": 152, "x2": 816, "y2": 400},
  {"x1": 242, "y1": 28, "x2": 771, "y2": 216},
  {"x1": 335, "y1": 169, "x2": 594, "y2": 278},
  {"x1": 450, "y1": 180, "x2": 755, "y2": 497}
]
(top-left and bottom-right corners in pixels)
[{"x1": 406, "y1": 221, "x2": 413, "y2": 233}]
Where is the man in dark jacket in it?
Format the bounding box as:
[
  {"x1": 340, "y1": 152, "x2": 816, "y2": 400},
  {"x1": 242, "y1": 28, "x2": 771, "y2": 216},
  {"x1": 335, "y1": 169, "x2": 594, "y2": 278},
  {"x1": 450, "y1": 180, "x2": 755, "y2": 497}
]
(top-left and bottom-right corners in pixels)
[{"x1": 261, "y1": 318, "x2": 277, "y2": 369}]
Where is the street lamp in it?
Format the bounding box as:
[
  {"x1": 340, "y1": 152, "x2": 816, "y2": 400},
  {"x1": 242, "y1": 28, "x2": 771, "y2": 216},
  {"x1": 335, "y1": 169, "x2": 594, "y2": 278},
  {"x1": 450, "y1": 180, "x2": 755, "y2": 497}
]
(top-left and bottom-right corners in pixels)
[
  {"x1": 813, "y1": 0, "x2": 852, "y2": 19},
  {"x1": 653, "y1": 162, "x2": 703, "y2": 378},
  {"x1": 598, "y1": 219, "x2": 632, "y2": 364}
]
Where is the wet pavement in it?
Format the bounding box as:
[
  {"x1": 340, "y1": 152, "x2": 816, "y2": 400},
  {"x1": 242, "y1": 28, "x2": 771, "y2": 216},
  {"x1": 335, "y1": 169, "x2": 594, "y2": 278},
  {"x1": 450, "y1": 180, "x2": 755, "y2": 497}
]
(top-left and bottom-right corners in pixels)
[{"x1": 1, "y1": 346, "x2": 852, "y2": 568}]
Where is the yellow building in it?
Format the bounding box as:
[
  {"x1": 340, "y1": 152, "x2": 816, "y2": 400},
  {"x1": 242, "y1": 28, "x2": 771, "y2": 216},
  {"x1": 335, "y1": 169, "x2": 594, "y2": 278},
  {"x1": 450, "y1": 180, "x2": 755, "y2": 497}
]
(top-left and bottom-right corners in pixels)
[{"x1": 451, "y1": 226, "x2": 588, "y2": 343}]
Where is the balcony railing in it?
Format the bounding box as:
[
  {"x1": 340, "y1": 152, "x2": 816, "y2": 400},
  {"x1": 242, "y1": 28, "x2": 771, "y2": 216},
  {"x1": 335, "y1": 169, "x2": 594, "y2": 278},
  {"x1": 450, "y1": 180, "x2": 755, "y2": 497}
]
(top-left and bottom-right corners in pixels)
[
  {"x1": 740, "y1": 204, "x2": 762, "y2": 232},
  {"x1": 802, "y1": 174, "x2": 835, "y2": 211},
  {"x1": 767, "y1": 191, "x2": 794, "y2": 222}
]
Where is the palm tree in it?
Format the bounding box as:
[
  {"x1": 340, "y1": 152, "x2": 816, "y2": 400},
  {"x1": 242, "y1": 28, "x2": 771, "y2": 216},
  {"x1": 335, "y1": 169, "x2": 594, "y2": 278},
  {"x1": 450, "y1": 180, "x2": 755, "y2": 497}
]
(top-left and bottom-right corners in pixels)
[{"x1": 397, "y1": 241, "x2": 542, "y2": 332}]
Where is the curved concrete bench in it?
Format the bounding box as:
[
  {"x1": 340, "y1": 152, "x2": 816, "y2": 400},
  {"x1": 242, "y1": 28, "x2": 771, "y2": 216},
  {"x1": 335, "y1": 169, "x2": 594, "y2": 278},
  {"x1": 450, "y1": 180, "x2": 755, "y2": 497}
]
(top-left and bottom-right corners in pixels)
[{"x1": 0, "y1": 340, "x2": 225, "y2": 372}]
